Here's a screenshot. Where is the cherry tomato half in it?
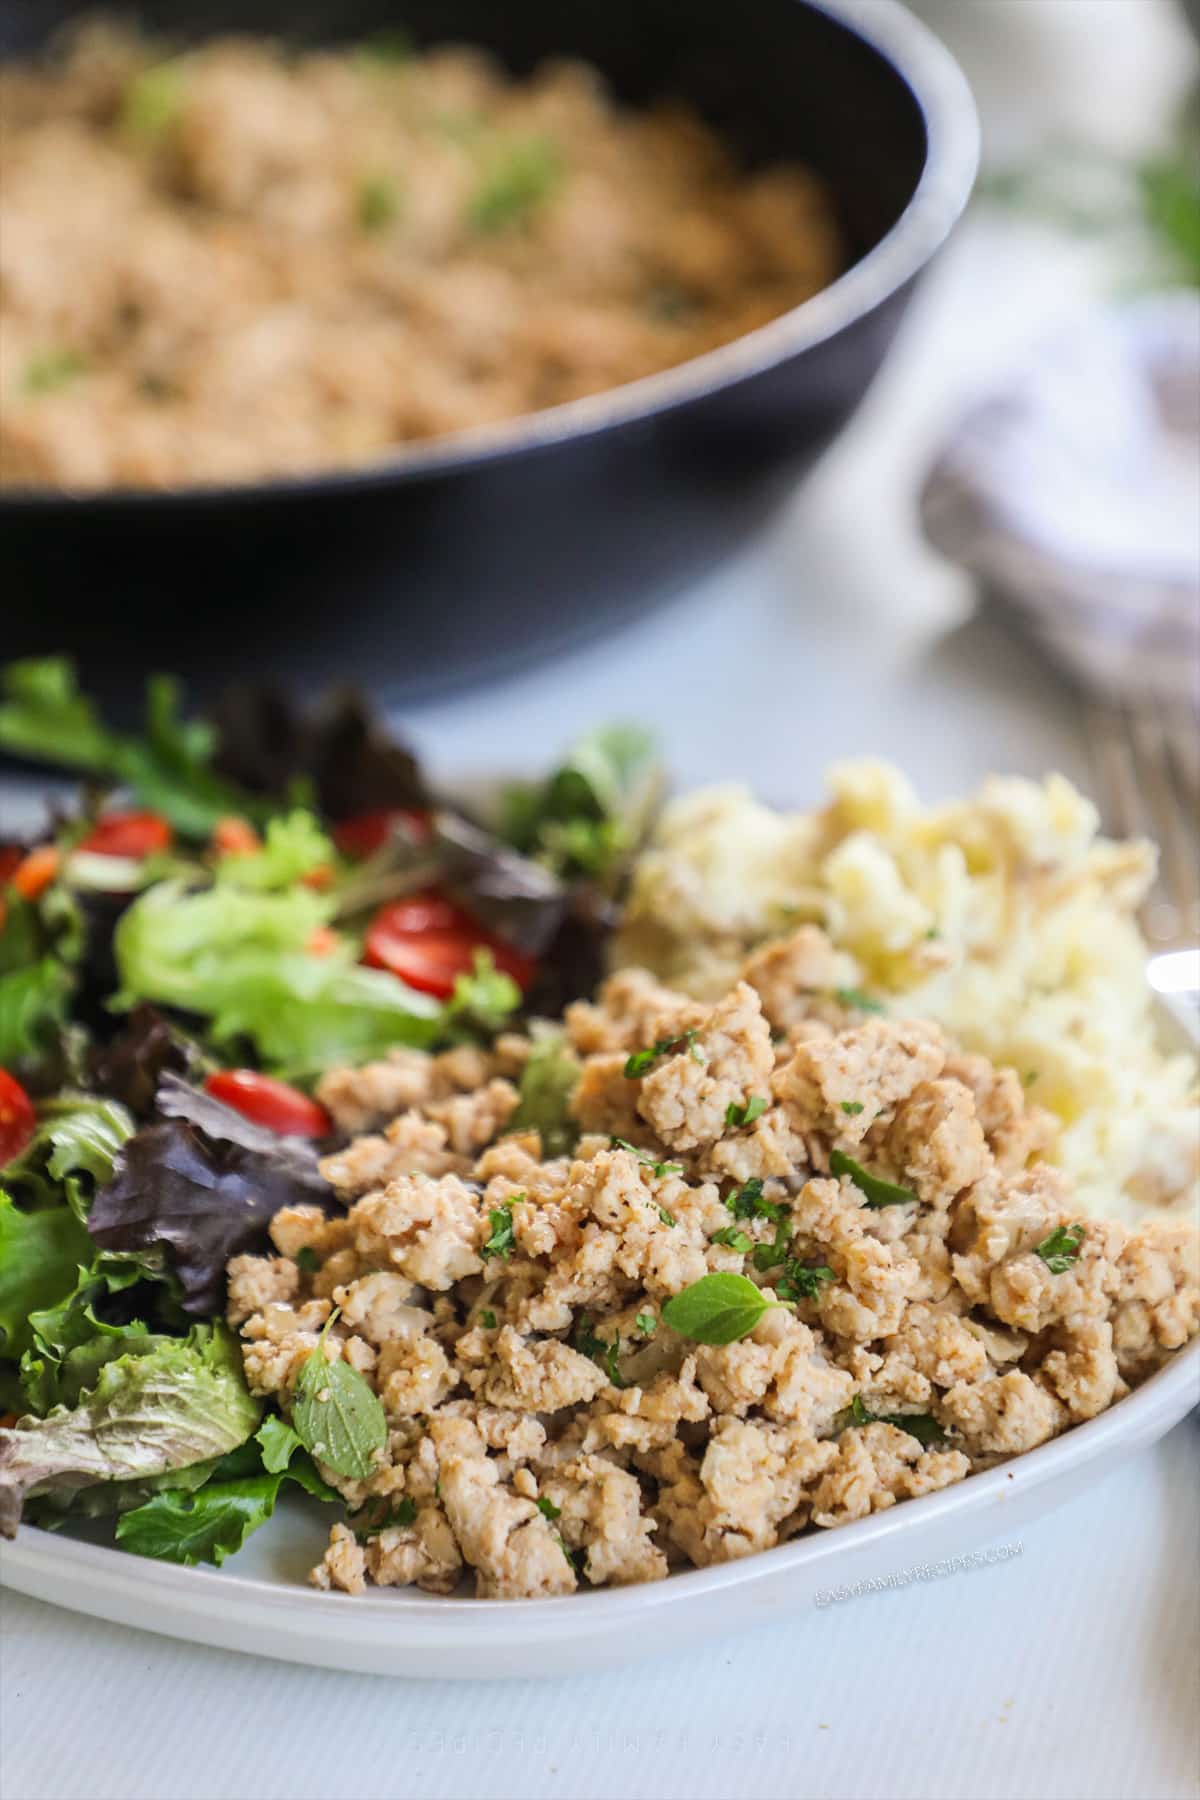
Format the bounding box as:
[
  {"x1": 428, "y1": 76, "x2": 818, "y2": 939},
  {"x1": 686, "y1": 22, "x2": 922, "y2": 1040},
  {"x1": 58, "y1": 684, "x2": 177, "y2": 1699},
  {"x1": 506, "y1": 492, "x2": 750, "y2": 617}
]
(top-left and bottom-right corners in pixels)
[
  {"x1": 0, "y1": 1069, "x2": 36, "y2": 1165},
  {"x1": 204, "y1": 1070, "x2": 331, "y2": 1139},
  {"x1": 363, "y1": 892, "x2": 535, "y2": 999},
  {"x1": 79, "y1": 811, "x2": 173, "y2": 859},
  {"x1": 332, "y1": 808, "x2": 431, "y2": 859}
]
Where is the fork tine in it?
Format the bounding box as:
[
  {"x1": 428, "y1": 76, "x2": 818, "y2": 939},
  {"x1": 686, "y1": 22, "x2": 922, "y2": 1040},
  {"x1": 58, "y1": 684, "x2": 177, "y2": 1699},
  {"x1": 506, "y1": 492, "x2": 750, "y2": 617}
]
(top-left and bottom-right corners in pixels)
[
  {"x1": 1128, "y1": 706, "x2": 1198, "y2": 945},
  {"x1": 1085, "y1": 696, "x2": 1141, "y2": 839},
  {"x1": 1086, "y1": 696, "x2": 1200, "y2": 949}
]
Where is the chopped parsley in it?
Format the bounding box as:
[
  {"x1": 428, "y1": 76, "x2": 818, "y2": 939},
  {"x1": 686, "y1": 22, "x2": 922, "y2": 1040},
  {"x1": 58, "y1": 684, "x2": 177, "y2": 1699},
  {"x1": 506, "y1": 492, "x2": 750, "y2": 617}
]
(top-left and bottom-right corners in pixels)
[
  {"x1": 836, "y1": 1395, "x2": 946, "y2": 1446},
  {"x1": 834, "y1": 987, "x2": 885, "y2": 1014},
  {"x1": 602, "y1": 1337, "x2": 624, "y2": 1387},
  {"x1": 775, "y1": 1262, "x2": 835, "y2": 1303},
  {"x1": 24, "y1": 348, "x2": 89, "y2": 396},
  {"x1": 357, "y1": 173, "x2": 401, "y2": 231},
  {"x1": 573, "y1": 1314, "x2": 625, "y2": 1386},
  {"x1": 725, "y1": 1179, "x2": 785, "y2": 1224},
  {"x1": 829, "y1": 1149, "x2": 919, "y2": 1210},
  {"x1": 469, "y1": 135, "x2": 563, "y2": 234},
  {"x1": 725, "y1": 1094, "x2": 767, "y2": 1129},
  {"x1": 479, "y1": 1308, "x2": 497, "y2": 1330},
  {"x1": 572, "y1": 1313, "x2": 604, "y2": 1360},
  {"x1": 751, "y1": 1215, "x2": 794, "y2": 1271},
  {"x1": 711, "y1": 1226, "x2": 753, "y2": 1253},
  {"x1": 1034, "y1": 1222, "x2": 1085, "y2": 1273},
  {"x1": 610, "y1": 1137, "x2": 683, "y2": 1180},
  {"x1": 656, "y1": 1205, "x2": 677, "y2": 1228},
  {"x1": 482, "y1": 1199, "x2": 517, "y2": 1260},
  {"x1": 840, "y1": 1101, "x2": 865, "y2": 1117},
  {"x1": 353, "y1": 1496, "x2": 417, "y2": 1540},
  {"x1": 635, "y1": 1310, "x2": 657, "y2": 1338},
  {"x1": 623, "y1": 1029, "x2": 700, "y2": 1078},
  {"x1": 294, "y1": 1246, "x2": 319, "y2": 1274},
  {"x1": 536, "y1": 1496, "x2": 561, "y2": 1521}
]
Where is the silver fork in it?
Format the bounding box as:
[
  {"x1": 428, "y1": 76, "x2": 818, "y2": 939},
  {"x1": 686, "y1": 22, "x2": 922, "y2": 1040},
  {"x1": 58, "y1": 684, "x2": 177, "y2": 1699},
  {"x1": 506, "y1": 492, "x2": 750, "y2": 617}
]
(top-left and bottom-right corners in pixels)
[
  {"x1": 1086, "y1": 694, "x2": 1200, "y2": 1044},
  {"x1": 1086, "y1": 695, "x2": 1200, "y2": 1037}
]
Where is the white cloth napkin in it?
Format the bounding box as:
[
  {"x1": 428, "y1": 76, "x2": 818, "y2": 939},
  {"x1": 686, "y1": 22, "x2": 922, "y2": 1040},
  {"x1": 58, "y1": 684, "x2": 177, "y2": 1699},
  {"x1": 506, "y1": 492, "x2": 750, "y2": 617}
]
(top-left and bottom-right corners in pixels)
[{"x1": 921, "y1": 291, "x2": 1200, "y2": 711}]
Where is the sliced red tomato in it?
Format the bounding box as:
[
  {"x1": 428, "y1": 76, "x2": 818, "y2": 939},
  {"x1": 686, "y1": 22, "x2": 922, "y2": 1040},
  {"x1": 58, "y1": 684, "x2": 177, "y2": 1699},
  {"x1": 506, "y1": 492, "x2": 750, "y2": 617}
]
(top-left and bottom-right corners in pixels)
[
  {"x1": 0, "y1": 846, "x2": 23, "y2": 886},
  {"x1": 332, "y1": 808, "x2": 431, "y2": 859},
  {"x1": 204, "y1": 1070, "x2": 331, "y2": 1139},
  {"x1": 0, "y1": 1069, "x2": 36, "y2": 1165},
  {"x1": 79, "y1": 811, "x2": 173, "y2": 858},
  {"x1": 364, "y1": 892, "x2": 535, "y2": 999}
]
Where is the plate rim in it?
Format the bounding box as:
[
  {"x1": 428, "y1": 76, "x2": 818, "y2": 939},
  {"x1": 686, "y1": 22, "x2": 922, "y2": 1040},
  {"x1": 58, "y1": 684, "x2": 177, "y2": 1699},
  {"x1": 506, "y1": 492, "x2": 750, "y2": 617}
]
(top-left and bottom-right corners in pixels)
[{"x1": 4, "y1": 1338, "x2": 1197, "y2": 1646}]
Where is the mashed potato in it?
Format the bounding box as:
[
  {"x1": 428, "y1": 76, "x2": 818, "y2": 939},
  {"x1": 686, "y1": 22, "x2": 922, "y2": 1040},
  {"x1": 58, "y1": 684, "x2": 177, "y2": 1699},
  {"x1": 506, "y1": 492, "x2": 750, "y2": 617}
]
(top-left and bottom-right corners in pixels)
[{"x1": 616, "y1": 761, "x2": 1199, "y2": 1224}]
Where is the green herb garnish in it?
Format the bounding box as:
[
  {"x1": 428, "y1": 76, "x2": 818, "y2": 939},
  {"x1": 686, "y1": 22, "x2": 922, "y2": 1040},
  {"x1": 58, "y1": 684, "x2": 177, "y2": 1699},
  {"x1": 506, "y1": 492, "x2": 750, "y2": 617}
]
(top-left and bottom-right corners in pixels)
[
  {"x1": 724, "y1": 1095, "x2": 767, "y2": 1129},
  {"x1": 711, "y1": 1226, "x2": 752, "y2": 1252},
  {"x1": 292, "y1": 1316, "x2": 387, "y2": 1481},
  {"x1": 572, "y1": 1313, "x2": 604, "y2": 1360},
  {"x1": 482, "y1": 1200, "x2": 517, "y2": 1261},
  {"x1": 624, "y1": 1029, "x2": 700, "y2": 1078},
  {"x1": 24, "y1": 349, "x2": 89, "y2": 396},
  {"x1": 479, "y1": 1308, "x2": 497, "y2": 1330},
  {"x1": 661, "y1": 1272, "x2": 782, "y2": 1346},
  {"x1": 469, "y1": 135, "x2": 563, "y2": 234},
  {"x1": 294, "y1": 1246, "x2": 319, "y2": 1275},
  {"x1": 610, "y1": 1138, "x2": 683, "y2": 1180},
  {"x1": 725, "y1": 1179, "x2": 785, "y2": 1224},
  {"x1": 357, "y1": 173, "x2": 401, "y2": 232},
  {"x1": 1033, "y1": 1222, "x2": 1085, "y2": 1273},
  {"x1": 829, "y1": 1149, "x2": 918, "y2": 1209},
  {"x1": 840, "y1": 1101, "x2": 865, "y2": 1116},
  {"x1": 834, "y1": 988, "x2": 884, "y2": 1014},
  {"x1": 635, "y1": 1311, "x2": 656, "y2": 1338},
  {"x1": 354, "y1": 1496, "x2": 417, "y2": 1540},
  {"x1": 509, "y1": 1031, "x2": 579, "y2": 1157},
  {"x1": 775, "y1": 1262, "x2": 835, "y2": 1304},
  {"x1": 536, "y1": 1496, "x2": 561, "y2": 1521}
]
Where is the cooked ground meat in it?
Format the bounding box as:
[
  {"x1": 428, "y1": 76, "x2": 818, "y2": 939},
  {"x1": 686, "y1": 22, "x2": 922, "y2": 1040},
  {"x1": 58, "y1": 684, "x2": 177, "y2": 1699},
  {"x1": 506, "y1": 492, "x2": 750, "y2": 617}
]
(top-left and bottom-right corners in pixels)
[
  {"x1": 0, "y1": 23, "x2": 841, "y2": 490},
  {"x1": 229, "y1": 929, "x2": 1200, "y2": 1600}
]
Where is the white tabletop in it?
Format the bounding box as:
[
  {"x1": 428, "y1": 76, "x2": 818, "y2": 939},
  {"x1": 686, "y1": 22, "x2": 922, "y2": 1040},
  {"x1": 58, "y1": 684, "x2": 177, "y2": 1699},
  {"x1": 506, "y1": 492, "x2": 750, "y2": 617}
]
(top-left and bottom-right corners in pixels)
[{"x1": 3, "y1": 6, "x2": 1198, "y2": 1798}]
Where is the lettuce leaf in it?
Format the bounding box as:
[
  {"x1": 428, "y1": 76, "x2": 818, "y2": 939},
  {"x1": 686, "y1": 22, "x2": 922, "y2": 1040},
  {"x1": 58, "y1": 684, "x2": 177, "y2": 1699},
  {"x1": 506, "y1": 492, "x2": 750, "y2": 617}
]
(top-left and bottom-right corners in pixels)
[
  {"x1": 112, "y1": 879, "x2": 439, "y2": 1070},
  {"x1": 19, "y1": 1249, "x2": 183, "y2": 1416},
  {"x1": 0, "y1": 1194, "x2": 93, "y2": 1361},
  {"x1": 114, "y1": 1417, "x2": 337, "y2": 1567},
  {"x1": 0, "y1": 659, "x2": 264, "y2": 838},
  {"x1": 0, "y1": 956, "x2": 72, "y2": 1073},
  {"x1": 0, "y1": 1323, "x2": 259, "y2": 1535},
  {"x1": 498, "y1": 723, "x2": 662, "y2": 884},
  {"x1": 508, "y1": 1030, "x2": 580, "y2": 1157},
  {"x1": 87, "y1": 1088, "x2": 332, "y2": 1315},
  {"x1": 213, "y1": 810, "x2": 334, "y2": 892},
  {"x1": 4, "y1": 1093, "x2": 134, "y2": 1220}
]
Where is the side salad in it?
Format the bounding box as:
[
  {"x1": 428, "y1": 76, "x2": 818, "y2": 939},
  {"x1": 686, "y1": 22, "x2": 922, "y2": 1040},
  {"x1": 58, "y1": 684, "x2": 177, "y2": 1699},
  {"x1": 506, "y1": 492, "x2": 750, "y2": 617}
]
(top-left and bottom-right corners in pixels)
[{"x1": 0, "y1": 659, "x2": 660, "y2": 1562}]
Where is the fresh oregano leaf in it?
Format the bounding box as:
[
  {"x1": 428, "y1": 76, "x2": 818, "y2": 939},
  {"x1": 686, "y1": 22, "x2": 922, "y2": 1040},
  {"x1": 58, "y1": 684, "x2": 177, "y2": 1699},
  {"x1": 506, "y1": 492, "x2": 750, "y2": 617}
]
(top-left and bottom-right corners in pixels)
[
  {"x1": 292, "y1": 1321, "x2": 387, "y2": 1480},
  {"x1": 661, "y1": 1272, "x2": 779, "y2": 1345}
]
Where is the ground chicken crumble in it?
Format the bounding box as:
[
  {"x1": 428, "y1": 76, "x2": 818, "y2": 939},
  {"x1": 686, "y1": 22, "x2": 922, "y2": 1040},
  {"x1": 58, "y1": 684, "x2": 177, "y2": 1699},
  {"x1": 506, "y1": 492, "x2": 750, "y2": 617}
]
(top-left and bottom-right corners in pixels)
[{"x1": 226, "y1": 928, "x2": 1200, "y2": 1600}]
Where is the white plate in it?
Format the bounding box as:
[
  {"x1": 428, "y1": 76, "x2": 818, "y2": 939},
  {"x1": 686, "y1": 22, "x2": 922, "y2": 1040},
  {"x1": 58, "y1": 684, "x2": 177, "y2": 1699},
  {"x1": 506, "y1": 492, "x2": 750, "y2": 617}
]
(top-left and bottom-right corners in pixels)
[
  {"x1": 2, "y1": 1341, "x2": 1197, "y2": 1679},
  {"x1": 4, "y1": 993, "x2": 1197, "y2": 1678}
]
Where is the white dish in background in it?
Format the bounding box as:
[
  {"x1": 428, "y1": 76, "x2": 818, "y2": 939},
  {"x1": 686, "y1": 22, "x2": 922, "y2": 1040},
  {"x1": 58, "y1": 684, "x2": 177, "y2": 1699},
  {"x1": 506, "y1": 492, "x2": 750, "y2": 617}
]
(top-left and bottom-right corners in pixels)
[{"x1": 3, "y1": 996, "x2": 1196, "y2": 1680}]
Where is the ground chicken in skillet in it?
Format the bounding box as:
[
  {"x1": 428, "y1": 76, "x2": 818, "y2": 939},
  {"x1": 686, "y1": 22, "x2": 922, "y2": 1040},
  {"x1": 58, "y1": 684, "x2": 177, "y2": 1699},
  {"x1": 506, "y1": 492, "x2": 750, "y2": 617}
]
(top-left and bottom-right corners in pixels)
[
  {"x1": 0, "y1": 23, "x2": 840, "y2": 490},
  {"x1": 226, "y1": 928, "x2": 1200, "y2": 1599}
]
